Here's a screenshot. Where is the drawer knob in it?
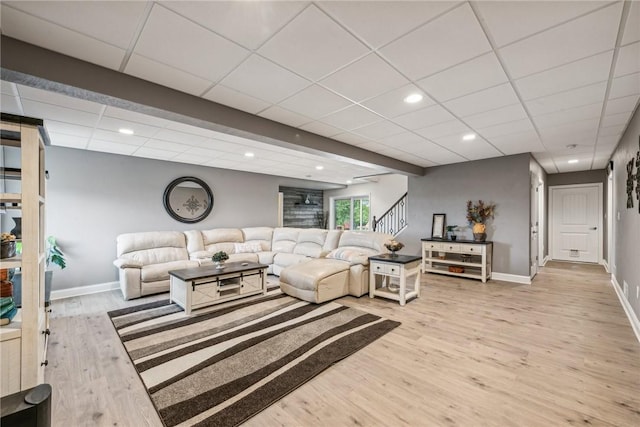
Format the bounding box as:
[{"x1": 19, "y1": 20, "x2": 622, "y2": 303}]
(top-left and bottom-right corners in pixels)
[
  {"x1": 41, "y1": 360, "x2": 48, "y2": 367},
  {"x1": 42, "y1": 329, "x2": 50, "y2": 336}
]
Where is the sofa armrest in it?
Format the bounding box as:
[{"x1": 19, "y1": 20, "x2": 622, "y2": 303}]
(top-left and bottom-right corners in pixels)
[{"x1": 113, "y1": 258, "x2": 143, "y2": 269}]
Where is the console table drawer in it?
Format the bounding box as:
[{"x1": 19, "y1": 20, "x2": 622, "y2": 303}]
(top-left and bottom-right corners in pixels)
[
  {"x1": 371, "y1": 262, "x2": 400, "y2": 277},
  {"x1": 460, "y1": 244, "x2": 484, "y2": 254},
  {"x1": 443, "y1": 243, "x2": 461, "y2": 252}
]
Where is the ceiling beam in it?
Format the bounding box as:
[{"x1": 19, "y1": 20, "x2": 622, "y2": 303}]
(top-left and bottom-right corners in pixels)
[{"x1": 0, "y1": 35, "x2": 424, "y2": 176}]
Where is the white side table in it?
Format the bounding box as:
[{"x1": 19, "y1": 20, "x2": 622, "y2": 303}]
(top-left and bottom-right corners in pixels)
[{"x1": 369, "y1": 254, "x2": 422, "y2": 306}]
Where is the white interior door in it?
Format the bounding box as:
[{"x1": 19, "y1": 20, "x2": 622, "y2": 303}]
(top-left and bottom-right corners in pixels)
[
  {"x1": 530, "y1": 175, "x2": 540, "y2": 277},
  {"x1": 551, "y1": 185, "x2": 601, "y2": 263}
]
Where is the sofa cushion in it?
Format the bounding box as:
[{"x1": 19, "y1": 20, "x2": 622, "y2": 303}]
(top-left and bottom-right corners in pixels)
[
  {"x1": 202, "y1": 228, "x2": 243, "y2": 245},
  {"x1": 326, "y1": 247, "x2": 377, "y2": 265},
  {"x1": 242, "y1": 227, "x2": 273, "y2": 251},
  {"x1": 293, "y1": 229, "x2": 328, "y2": 258},
  {"x1": 272, "y1": 228, "x2": 299, "y2": 253},
  {"x1": 141, "y1": 260, "x2": 197, "y2": 282},
  {"x1": 280, "y1": 258, "x2": 350, "y2": 292},
  {"x1": 117, "y1": 231, "x2": 187, "y2": 257},
  {"x1": 273, "y1": 252, "x2": 310, "y2": 268},
  {"x1": 234, "y1": 242, "x2": 262, "y2": 253},
  {"x1": 338, "y1": 231, "x2": 392, "y2": 253}
]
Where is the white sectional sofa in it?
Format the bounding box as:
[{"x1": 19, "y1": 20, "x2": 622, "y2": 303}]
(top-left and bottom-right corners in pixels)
[{"x1": 113, "y1": 227, "x2": 393, "y2": 303}]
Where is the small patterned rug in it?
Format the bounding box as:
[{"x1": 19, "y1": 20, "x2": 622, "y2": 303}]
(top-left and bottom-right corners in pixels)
[{"x1": 108, "y1": 288, "x2": 400, "y2": 427}]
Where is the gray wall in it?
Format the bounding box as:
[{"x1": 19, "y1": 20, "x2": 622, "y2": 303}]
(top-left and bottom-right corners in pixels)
[
  {"x1": 545, "y1": 169, "x2": 607, "y2": 260},
  {"x1": 610, "y1": 104, "x2": 640, "y2": 320},
  {"x1": 46, "y1": 146, "x2": 282, "y2": 291},
  {"x1": 404, "y1": 153, "x2": 531, "y2": 276}
]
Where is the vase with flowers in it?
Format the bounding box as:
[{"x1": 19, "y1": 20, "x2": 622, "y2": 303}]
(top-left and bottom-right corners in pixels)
[
  {"x1": 384, "y1": 240, "x2": 404, "y2": 257},
  {"x1": 211, "y1": 251, "x2": 229, "y2": 269},
  {"x1": 466, "y1": 200, "x2": 496, "y2": 242}
]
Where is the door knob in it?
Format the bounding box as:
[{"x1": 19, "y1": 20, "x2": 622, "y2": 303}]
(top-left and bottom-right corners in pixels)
[{"x1": 589, "y1": 227, "x2": 597, "y2": 230}]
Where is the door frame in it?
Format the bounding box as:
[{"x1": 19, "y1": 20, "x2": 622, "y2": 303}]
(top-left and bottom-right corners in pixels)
[
  {"x1": 530, "y1": 173, "x2": 543, "y2": 277},
  {"x1": 607, "y1": 170, "x2": 615, "y2": 273},
  {"x1": 549, "y1": 183, "x2": 603, "y2": 264}
]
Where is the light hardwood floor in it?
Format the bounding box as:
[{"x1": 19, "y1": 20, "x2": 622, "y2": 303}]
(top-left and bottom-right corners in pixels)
[{"x1": 45, "y1": 262, "x2": 640, "y2": 426}]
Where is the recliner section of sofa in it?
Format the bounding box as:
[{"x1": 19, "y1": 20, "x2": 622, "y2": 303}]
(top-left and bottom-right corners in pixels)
[{"x1": 114, "y1": 227, "x2": 392, "y2": 301}]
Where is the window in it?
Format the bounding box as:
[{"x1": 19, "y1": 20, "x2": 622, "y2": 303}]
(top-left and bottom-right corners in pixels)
[{"x1": 333, "y1": 196, "x2": 370, "y2": 230}]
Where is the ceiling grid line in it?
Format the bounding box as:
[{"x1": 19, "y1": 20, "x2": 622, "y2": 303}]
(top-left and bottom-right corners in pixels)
[{"x1": 118, "y1": 1, "x2": 155, "y2": 73}]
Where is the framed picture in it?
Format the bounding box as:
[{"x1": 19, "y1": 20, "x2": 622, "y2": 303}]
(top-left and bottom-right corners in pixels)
[{"x1": 432, "y1": 213, "x2": 446, "y2": 239}]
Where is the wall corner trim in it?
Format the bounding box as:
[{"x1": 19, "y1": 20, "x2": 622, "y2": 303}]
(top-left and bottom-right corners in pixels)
[
  {"x1": 491, "y1": 272, "x2": 532, "y2": 285},
  {"x1": 602, "y1": 259, "x2": 610, "y2": 273},
  {"x1": 541, "y1": 255, "x2": 550, "y2": 266},
  {"x1": 50, "y1": 281, "x2": 120, "y2": 301},
  {"x1": 611, "y1": 275, "x2": 640, "y2": 344}
]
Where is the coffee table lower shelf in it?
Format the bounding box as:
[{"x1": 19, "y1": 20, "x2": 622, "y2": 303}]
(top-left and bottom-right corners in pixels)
[{"x1": 169, "y1": 262, "x2": 268, "y2": 315}]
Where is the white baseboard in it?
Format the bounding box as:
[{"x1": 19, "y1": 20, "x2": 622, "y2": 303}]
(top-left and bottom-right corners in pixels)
[
  {"x1": 611, "y1": 275, "x2": 640, "y2": 344},
  {"x1": 541, "y1": 255, "x2": 550, "y2": 266},
  {"x1": 50, "y1": 281, "x2": 120, "y2": 301},
  {"x1": 602, "y1": 259, "x2": 610, "y2": 273},
  {"x1": 491, "y1": 272, "x2": 532, "y2": 285}
]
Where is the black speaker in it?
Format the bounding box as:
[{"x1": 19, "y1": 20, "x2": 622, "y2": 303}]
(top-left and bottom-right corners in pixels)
[{"x1": 1, "y1": 384, "x2": 52, "y2": 427}]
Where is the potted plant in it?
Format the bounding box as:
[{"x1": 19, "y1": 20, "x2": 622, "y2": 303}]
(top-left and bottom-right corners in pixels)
[
  {"x1": 1, "y1": 233, "x2": 17, "y2": 258},
  {"x1": 466, "y1": 200, "x2": 496, "y2": 242},
  {"x1": 212, "y1": 251, "x2": 229, "y2": 269},
  {"x1": 445, "y1": 225, "x2": 458, "y2": 241}
]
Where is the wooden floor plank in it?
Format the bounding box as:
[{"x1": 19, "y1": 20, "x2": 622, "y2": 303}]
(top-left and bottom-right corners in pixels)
[{"x1": 44, "y1": 262, "x2": 640, "y2": 426}]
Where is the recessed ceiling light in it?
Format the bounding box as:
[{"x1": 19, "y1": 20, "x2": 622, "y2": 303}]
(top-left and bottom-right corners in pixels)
[
  {"x1": 244, "y1": 152, "x2": 254, "y2": 158},
  {"x1": 315, "y1": 165, "x2": 324, "y2": 170},
  {"x1": 568, "y1": 159, "x2": 579, "y2": 164},
  {"x1": 404, "y1": 93, "x2": 423, "y2": 104},
  {"x1": 118, "y1": 128, "x2": 134, "y2": 135},
  {"x1": 346, "y1": 180, "x2": 352, "y2": 184},
  {"x1": 462, "y1": 133, "x2": 476, "y2": 141}
]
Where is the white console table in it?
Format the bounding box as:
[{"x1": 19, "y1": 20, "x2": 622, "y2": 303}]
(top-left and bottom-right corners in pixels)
[{"x1": 421, "y1": 239, "x2": 493, "y2": 283}]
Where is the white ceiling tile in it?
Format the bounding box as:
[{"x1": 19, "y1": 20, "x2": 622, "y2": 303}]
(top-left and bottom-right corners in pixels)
[
  {"x1": 1, "y1": 81, "x2": 17, "y2": 96},
  {"x1": 605, "y1": 95, "x2": 639, "y2": 115},
  {"x1": 125, "y1": 54, "x2": 213, "y2": 96},
  {"x1": 202, "y1": 84, "x2": 271, "y2": 115},
  {"x1": 601, "y1": 112, "x2": 632, "y2": 128},
  {"x1": 21, "y1": 99, "x2": 99, "y2": 128},
  {"x1": 415, "y1": 119, "x2": 471, "y2": 140},
  {"x1": 4, "y1": 1, "x2": 149, "y2": 49},
  {"x1": 475, "y1": 1, "x2": 612, "y2": 47},
  {"x1": 538, "y1": 119, "x2": 599, "y2": 139},
  {"x1": 161, "y1": 1, "x2": 307, "y2": 50},
  {"x1": 609, "y1": 72, "x2": 640, "y2": 99},
  {"x1": 171, "y1": 153, "x2": 211, "y2": 165},
  {"x1": 153, "y1": 129, "x2": 209, "y2": 146},
  {"x1": 143, "y1": 139, "x2": 191, "y2": 153},
  {"x1": 592, "y1": 158, "x2": 610, "y2": 169},
  {"x1": 393, "y1": 104, "x2": 455, "y2": 131},
  {"x1": 44, "y1": 120, "x2": 94, "y2": 138},
  {"x1": 417, "y1": 53, "x2": 508, "y2": 102},
  {"x1": 429, "y1": 134, "x2": 503, "y2": 161},
  {"x1": 319, "y1": 1, "x2": 458, "y2": 48},
  {"x1": 319, "y1": 105, "x2": 382, "y2": 131},
  {"x1": 443, "y1": 83, "x2": 520, "y2": 117},
  {"x1": 134, "y1": 5, "x2": 249, "y2": 81},
  {"x1": 97, "y1": 116, "x2": 161, "y2": 138},
  {"x1": 411, "y1": 141, "x2": 467, "y2": 164},
  {"x1": 88, "y1": 140, "x2": 138, "y2": 155},
  {"x1": 299, "y1": 121, "x2": 342, "y2": 138},
  {"x1": 320, "y1": 53, "x2": 409, "y2": 102},
  {"x1": 48, "y1": 132, "x2": 88, "y2": 149},
  {"x1": 185, "y1": 146, "x2": 223, "y2": 158},
  {"x1": 133, "y1": 146, "x2": 177, "y2": 160},
  {"x1": 515, "y1": 51, "x2": 614, "y2": 101},
  {"x1": 91, "y1": 129, "x2": 148, "y2": 146},
  {"x1": 258, "y1": 5, "x2": 369, "y2": 80},
  {"x1": 527, "y1": 82, "x2": 607, "y2": 116},
  {"x1": 533, "y1": 103, "x2": 603, "y2": 129},
  {"x1": 0, "y1": 5, "x2": 125, "y2": 70},
  {"x1": 464, "y1": 104, "x2": 528, "y2": 129},
  {"x1": 164, "y1": 122, "x2": 220, "y2": 139},
  {"x1": 218, "y1": 55, "x2": 310, "y2": 104},
  {"x1": 380, "y1": 3, "x2": 491, "y2": 79},
  {"x1": 377, "y1": 131, "x2": 429, "y2": 152},
  {"x1": 17, "y1": 85, "x2": 104, "y2": 114},
  {"x1": 614, "y1": 41, "x2": 640, "y2": 77},
  {"x1": 0, "y1": 95, "x2": 22, "y2": 115},
  {"x1": 597, "y1": 135, "x2": 621, "y2": 147},
  {"x1": 278, "y1": 85, "x2": 352, "y2": 119},
  {"x1": 621, "y1": 0, "x2": 640, "y2": 45},
  {"x1": 488, "y1": 130, "x2": 546, "y2": 155},
  {"x1": 360, "y1": 84, "x2": 434, "y2": 118},
  {"x1": 499, "y1": 3, "x2": 622, "y2": 79},
  {"x1": 258, "y1": 106, "x2": 313, "y2": 128},
  {"x1": 477, "y1": 118, "x2": 535, "y2": 139},
  {"x1": 352, "y1": 120, "x2": 406, "y2": 140}
]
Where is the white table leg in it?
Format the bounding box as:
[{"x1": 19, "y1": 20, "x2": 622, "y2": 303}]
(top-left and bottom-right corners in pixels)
[
  {"x1": 369, "y1": 269, "x2": 375, "y2": 298},
  {"x1": 399, "y1": 271, "x2": 406, "y2": 306}
]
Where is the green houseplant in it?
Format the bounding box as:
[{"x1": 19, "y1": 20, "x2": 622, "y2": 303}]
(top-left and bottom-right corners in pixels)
[
  {"x1": 212, "y1": 251, "x2": 229, "y2": 269},
  {"x1": 445, "y1": 225, "x2": 458, "y2": 241}
]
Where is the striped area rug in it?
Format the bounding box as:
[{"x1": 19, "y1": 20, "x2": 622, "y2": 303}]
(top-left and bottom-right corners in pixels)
[{"x1": 108, "y1": 289, "x2": 400, "y2": 427}]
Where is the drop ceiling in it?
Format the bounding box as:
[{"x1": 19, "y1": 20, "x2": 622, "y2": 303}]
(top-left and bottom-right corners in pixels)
[{"x1": 1, "y1": 1, "x2": 639, "y2": 182}]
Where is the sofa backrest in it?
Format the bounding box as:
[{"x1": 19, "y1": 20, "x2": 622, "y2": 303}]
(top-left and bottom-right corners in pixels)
[
  {"x1": 325, "y1": 231, "x2": 394, "y2": 265},
  {"x1": 242, "y1": 227, "x2": 273, "y2": 251},
  {"x1": 272, "y1": 228, "x2": 300, "y2": 253},
  {"x1": 116, "y1": 231, "x2": 189, "y2": 265},
  {"x1": 293, "y1": 229, "x2": 329, "y2": 258},
  {"x1": 201, "y1": 228, "x2": 244, "y2": 254}
]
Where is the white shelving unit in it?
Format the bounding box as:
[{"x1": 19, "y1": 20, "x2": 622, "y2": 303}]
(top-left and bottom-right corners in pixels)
[
  {"x1": 1, "y1": 114, "x2": 48, "y2": 397},
  {"x1": 421, "y1": 239, "x2": 492, "y2": 283}
]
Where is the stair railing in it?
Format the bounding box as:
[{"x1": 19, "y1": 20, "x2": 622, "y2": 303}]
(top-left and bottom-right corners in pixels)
[{"x1": 372, "y1": 192, "x2": 408, "y2": 237}]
